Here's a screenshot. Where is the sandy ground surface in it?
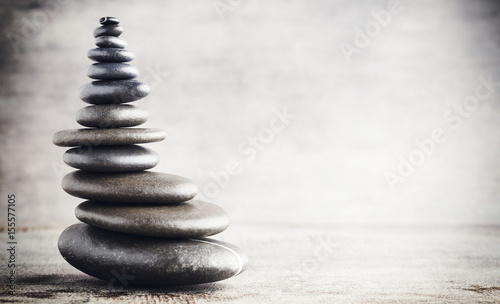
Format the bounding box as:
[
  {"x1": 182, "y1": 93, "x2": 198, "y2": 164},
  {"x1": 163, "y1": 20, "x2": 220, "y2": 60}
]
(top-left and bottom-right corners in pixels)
[{"x1": 0, "y1": 225, "x2": 500, "y2": 303}]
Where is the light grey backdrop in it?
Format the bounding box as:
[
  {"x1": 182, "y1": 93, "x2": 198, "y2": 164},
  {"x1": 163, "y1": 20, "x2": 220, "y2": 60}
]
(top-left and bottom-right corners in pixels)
[{"x1": 1, "y1": 0, "x2": 500, "y2": 227}]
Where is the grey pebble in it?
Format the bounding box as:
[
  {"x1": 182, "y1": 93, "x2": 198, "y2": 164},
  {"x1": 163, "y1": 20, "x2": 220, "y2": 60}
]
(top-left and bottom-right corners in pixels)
[
  {"x1": 79, "y1": 80, "x2": 149, "y2": 104},
  {"x1": 76, "y1": 104, "x2": 148, "y2": 128},
  {"x1": 63, "y1": 145, "x2": 159, "y2": 172},
  {"x1": 93, "y1": 25, "x2": 123, "y2": 38},
  {"x1": 59, "y1": 223, "x2": 247, "y2": 286},
  {"x1": 95, "y1": 36, "x2": 127, "y2": 48},
  {"x1": 87, "y1": 48, "x2": 134, "y2": 62},
  {"x1": 62, "y1": 171, "x2": 198, "y2": 204},
  {"x1": 99, "y1": 16, "x2": 120, "y2": 25},
  {"x1": 75, "y1": 200, "x2": 230, "y2": 237},
  {"x1": 52, "y1": 128, "x2": 166, "y2": 147},
  {"x1": 86, "y1": 63, "x2": 139, "y2": 80}
]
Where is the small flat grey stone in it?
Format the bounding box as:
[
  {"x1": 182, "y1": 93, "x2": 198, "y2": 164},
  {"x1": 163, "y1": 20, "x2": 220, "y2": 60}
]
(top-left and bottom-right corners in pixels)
[
  {"x1": 93, "y1": 25, "x2": 123, "y2": 37},
  {"x1": 79, "y1": 80, "x2": 149, "y2": 104},
  {"x1": 76, "y1": 104, "x2": 148, "y2": 128},
  {"x1": 59, "y1": 223, "x2": 247, "y2": 286},
  {"x1": 86, "y1": 63, "x2": 139, "y2": 80},
  {"x1": 64, "y1": 145, "x2": 159, "y2": 172},
  {"x1": 99, "y1": 16, "x2": 119, "y2": 25},
  {"x1": 62, "y1": 171, "x2": 197, "y2": 204},
  {"x1": 52, "y1": 128, "x2": 165, "y2": 147},
  {"x1": 75, "y1": 200, "x2": 229, "y2": 237},
  {"x1": 87, "y1": 48, "x2": 134, "y2": 62},
  {"x1": 95, "y1": 36, "x2": 127, "y2": 48}
]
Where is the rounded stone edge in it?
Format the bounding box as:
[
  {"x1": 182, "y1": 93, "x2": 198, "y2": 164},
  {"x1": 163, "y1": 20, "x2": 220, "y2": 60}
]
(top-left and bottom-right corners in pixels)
[
  {"x1": 86, "y1": 63, "x2": 139, "y2": 80},
  {"x1": 75, "y1": 105, "x2": 149, "y2": 128},
  {"x1": 87, "y1": 48, "x2": 135, "y2": 63},
  {"x1": 95, "y1": 36, "x2": 127, "y2": 49},
  {"x1": 99, "y1": 16, "x2": 119, "y2": 25},
  {"x1": 61, "y1": 171, "x2": 197, "y2": 203},
  {"x1": 78, "y1": 80, "x2": 150, "y2": 104},
  {"x1": 93, "y1": 25, "x2": 123, "y2": 38},
  {"x1": 58, "y1": 223, "x2": 248, "y2": 286},
  {"x1": 62, "y1": 145, "x2": 160, "y2": 172},
  {"x1": 74, "y1": 200, "x2": 230, "y2": 237},
  {"x1": 52, "y1": 128, "x2": 166, "y2": 147}
]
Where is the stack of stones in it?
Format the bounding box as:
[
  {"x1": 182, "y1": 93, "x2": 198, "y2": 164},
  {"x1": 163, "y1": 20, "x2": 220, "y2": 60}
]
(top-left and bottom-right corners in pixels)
[{"x1": 52, "y1": 17, "x2": 247, "y2": 286}]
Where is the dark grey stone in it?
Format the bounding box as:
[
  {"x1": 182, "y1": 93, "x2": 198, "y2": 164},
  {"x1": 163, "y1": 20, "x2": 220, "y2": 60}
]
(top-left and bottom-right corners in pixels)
[
  {"x1": 75, "y1": 200, "x2": 229, "y2": 237},
  {"x1": 52, "y1": 128, "x2": 166, "y2": 147},
  {"x1": 94, "y1": 25, "x2": 123, "y2": 38},
  {"x1": 95, "y1": 36, "x2": 127, "y2": 48},
  {"x1": 62, "y1": 171, "x2": 198, "y2": 204},
  {"x1": 99, "y1": 17, "x2": 119, "y2": 25},
  {"x1": 79, "y1": 80, "x2": 149, "y2": 104},
  {"x1": 59, "y1": 223, "x2": 247, "y2": 286},
  {"x1": 76, "y1": 104, "x2": 148, "y2": 128},
  {"x1": 86, "y1": 63, "x2": 139, "y2": 80},
  {"x1": 87, "y1": 48, "x2": 134, "y2": 62},
  {"x1": 63, "y1": 145, "x2": 159, "y2": 172}
]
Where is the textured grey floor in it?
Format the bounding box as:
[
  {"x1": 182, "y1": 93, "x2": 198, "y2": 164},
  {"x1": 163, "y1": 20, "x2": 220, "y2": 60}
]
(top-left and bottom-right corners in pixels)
[{"x1": 1, "y1": 225, "x2": 500, "y2": 303}]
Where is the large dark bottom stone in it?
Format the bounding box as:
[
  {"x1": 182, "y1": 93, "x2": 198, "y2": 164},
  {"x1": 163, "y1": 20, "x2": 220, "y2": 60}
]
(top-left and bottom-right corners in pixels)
[{"x1": 58, "y1": 224, "x2": 247, "y2": 286}]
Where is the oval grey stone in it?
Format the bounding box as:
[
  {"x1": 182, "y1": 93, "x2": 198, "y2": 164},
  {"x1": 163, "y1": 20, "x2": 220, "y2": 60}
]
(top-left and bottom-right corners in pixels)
[
  {"x1": 79, "y1": 80, "x2": 149, "y2": 104},
  {"x1": 87, "y1": 48, "x2": 134, "y2": 62},
  {"x1": 76, "y1": 104, "x2": 148, "y2": 128},
  {"x1": 93, "y1": 25, "x2": 123, "y2": 37},
  {"x1": 95, "y1": 36, "x2": 127, "y2": 48},
  {"x1": 64, "y1": 145, "x2": 159, "y2": 172},
  {"x1": 52, "y1": 128, "x2": 165, "y2": 147},
  {"x1": 59, "y1": 223, "x2": 247, "y2": 286},
  {"x1": 75, "y1": 200, "x2": 229, "y2": 237},
  {"x1": 86, "y1": 63, "x2": 139, "y2": 80},
  {"x1": 62, "y1": 171, "x2": 197, "y2": 204},
  {"x1": 99, "y1": 16, "x2": 119, "y2": 25}
]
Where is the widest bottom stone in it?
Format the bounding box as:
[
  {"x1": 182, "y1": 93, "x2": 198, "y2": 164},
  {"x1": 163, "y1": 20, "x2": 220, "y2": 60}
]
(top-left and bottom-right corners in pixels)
[{"x1": 59, "y1": 224, "x2": 248, "y2": 286}]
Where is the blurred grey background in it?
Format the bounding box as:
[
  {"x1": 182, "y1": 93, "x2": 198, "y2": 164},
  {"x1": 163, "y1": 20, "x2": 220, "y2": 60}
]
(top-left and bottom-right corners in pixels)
[{"x1": 1, "y1": 0, "x2": 500, "y2": 227}]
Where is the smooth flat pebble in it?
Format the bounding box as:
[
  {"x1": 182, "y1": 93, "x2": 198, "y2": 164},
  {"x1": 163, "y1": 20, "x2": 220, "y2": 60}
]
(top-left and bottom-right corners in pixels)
[
  {"x1": 95, "y1": 36, "x2": 127, "y2": 48},
  {"x1": 59, "y1": 223, "x2": 247, "y2": 286},
  {"x1": 75, "y1": 200, "x2": 229, "y2": 237},
  {"x1": 87, "y1": 48, "x2": 135, "y2": 62},
  {"x1": 76, "y1": 104, "x2": 148, "y2": 128},
  {"x1": 62, "y1": 171, "x2": 198, "y2": 204},
  {"x1": 93, "y1": 25, "x2": 123, "y2": 37},
  {"x1": 99, "y1": 16, "x2": 119, "y2": 25},
  {"x1": 79, "y1": 80, "x2": 149, "y2": 104},
  {"x1": 86, "y1": 63, "x2": 139, "y2": 80},
  {"x1": 52, "y1": 128, "x2": 165, "y2": 147},
  {"x1": 63, "y1": 145, "x2": 159, "y2": 172}
]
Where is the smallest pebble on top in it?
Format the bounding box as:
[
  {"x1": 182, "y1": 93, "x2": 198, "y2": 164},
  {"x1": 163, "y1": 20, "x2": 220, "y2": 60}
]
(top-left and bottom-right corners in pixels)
[{"x1": 100, "y1": 16, "x2": 119, "y2": 25}]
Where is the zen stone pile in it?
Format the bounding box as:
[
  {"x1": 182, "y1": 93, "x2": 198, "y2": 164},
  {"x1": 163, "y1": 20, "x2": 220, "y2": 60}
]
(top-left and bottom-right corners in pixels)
[{"x1": 52, "y1": 17, "x2": 247, "y2": 286}]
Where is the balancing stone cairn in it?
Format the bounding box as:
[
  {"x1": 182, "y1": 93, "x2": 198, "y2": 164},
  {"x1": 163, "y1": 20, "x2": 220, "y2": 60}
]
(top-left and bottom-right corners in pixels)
[{"x1": 52, "y1": 17, "x2": 247, "y2": 286}]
